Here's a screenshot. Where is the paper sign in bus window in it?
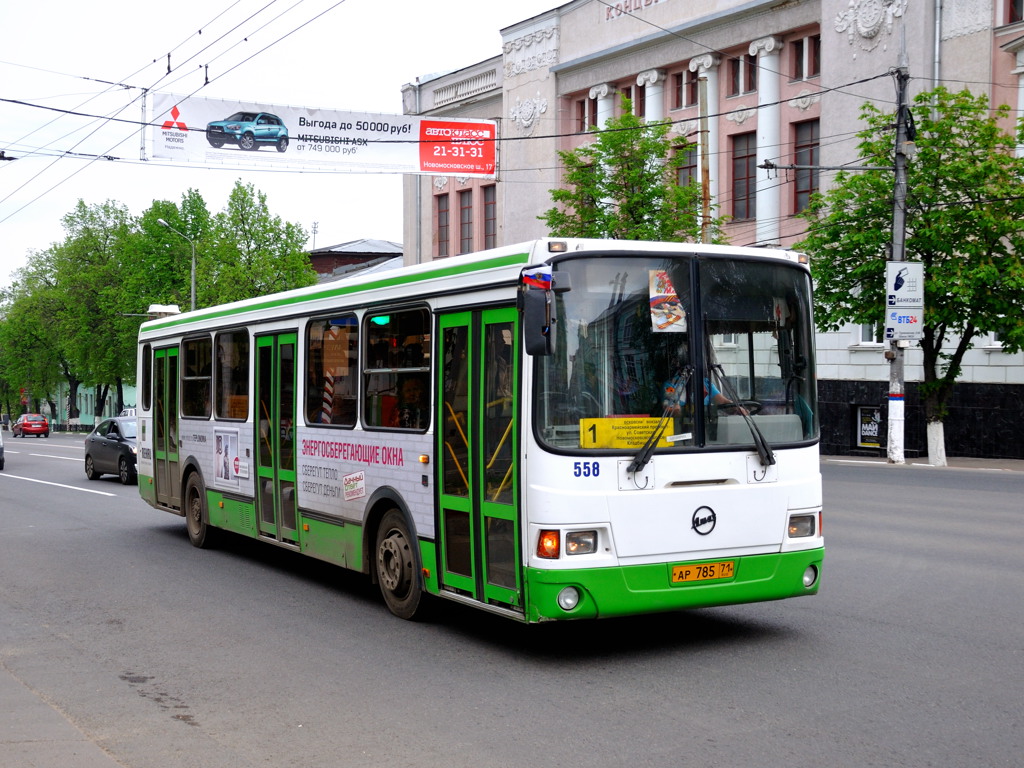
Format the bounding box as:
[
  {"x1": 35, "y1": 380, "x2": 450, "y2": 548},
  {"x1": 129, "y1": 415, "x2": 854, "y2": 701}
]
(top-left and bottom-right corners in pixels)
[{"x1": 649, "y1": 270, "x2": 687, "y2": 332}]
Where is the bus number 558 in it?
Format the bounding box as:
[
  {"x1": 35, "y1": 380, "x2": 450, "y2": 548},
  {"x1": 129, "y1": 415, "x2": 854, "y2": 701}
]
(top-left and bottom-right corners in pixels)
[{"x1": 573, "y1": 461, "x2": 600, "y2": 478}]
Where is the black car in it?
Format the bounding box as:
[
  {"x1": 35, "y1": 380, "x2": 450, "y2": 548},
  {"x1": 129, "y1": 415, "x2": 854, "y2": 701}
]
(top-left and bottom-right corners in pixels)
[{"x1": 84, "y1": 417, "x2": 138, "y2": 484}]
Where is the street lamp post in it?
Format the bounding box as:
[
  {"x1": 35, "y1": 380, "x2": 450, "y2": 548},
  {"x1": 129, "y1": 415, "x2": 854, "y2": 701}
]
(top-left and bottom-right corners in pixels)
[{"x1": 157, "y1": 218, "x2": 196, "y2": 312}]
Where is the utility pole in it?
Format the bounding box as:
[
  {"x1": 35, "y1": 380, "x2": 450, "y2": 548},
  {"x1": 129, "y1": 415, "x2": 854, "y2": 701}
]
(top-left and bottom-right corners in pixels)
[{"x1": 886, "y1": 54, "x2": 911, "y2": 465}]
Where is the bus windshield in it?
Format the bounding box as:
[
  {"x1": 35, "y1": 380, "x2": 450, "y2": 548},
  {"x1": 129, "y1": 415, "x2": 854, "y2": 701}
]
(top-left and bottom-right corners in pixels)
[{"x1": 535, "y1": 254, "x2": 818, "y2": 452}]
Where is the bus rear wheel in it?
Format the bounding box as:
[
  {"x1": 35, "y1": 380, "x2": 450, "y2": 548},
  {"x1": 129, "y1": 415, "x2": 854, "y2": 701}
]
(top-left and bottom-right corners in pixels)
[{"x1": 375, "y1": 509, "x2": 423, "y2": 620}]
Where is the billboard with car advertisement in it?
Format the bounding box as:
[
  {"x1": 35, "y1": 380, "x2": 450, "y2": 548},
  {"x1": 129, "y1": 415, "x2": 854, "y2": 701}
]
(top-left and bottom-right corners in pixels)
[{"x1": 151, "y1": 93, "x2": 497, "y2": 178}]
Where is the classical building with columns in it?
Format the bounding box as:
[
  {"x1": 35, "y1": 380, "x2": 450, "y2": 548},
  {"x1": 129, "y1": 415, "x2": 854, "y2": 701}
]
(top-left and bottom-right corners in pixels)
[{"x1": 401, "y1": 0, "x2": 1024, "y2": 459}]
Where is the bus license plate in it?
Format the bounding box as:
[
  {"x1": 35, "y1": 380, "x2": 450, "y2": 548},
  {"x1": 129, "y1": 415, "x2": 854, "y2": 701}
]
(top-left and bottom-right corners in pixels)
[{"x1": 671, "y1": 560, "x2": 735, "y2": 583}]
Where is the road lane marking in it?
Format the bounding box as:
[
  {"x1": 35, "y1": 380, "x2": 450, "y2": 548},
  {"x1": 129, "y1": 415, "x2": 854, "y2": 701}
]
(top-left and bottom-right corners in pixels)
[
  {"x1": 28, "y1": 453, "x2": 82, "y2": 461},
  {"x1": 0, "y1": 473, "x2": 116, "y2": 496}
]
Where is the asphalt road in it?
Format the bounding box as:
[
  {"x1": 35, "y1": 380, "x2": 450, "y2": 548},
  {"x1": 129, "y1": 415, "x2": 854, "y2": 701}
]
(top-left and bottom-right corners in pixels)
[{"x1": 1, "y1": 433, "x2": 1021, "y2": 767}]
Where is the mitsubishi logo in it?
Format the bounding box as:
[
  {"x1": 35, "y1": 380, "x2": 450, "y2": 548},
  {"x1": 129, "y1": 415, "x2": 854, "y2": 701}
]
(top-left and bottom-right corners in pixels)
[{"x1": 162, "y1": 105, "x2": 188, "y2": 131}]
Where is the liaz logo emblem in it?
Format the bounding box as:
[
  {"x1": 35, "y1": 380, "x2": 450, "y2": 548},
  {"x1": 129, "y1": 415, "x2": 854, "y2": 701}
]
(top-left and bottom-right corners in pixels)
[{"x1": 691, "y1": 506, "x2": 716, "y2": 536}]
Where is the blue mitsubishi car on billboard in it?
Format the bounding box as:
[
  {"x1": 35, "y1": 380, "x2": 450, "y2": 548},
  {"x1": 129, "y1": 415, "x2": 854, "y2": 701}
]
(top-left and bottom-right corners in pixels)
[{"x1": 206, "y1": 112, "x2": 289, "y2": 152}]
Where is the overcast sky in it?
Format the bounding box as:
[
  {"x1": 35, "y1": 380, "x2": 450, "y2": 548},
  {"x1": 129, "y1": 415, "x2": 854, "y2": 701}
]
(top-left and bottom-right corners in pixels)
[{"x1": 0, "y1": 0, "x2": 561, "y2": 284}]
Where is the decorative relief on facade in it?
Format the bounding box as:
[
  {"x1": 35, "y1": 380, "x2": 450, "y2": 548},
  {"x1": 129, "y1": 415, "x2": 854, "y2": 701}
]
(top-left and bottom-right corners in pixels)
[
  {"x1": 455, "y1": 176, "x2": 470, "y2": 186},
  {"x1": 434, "y1": 69, "x2": 499, "y2": 108},
  {"x1": 789, "y1": 89, "x2": 822, "y2": 111},
  {"x1": 433, "y1": 176, "x2": 449, "y2": 191},
  {"x1": 942, "y1": 0, "x2": 988, "y2": 39},
  {"x1": 725, "y1": 105, "x2": 755, "y2": 125},
  {"x1": 503, "y1": 26, "x2": 559, "y2": 78},
  {"x1": 672, "y1": 119, "x2": 699, "y2": 137},
  {"x1": 589, "y1": 83, "x2": 614, "y2": 100},
  {"x1": 835, "y1": 0, "x2": 908, "y2": 53},
  {"x1": 689, "y1": 54, "x2": 720, "y2": 73},
  {"x1": 510, "y1": 92, "x2": 548, "y2": 135}
]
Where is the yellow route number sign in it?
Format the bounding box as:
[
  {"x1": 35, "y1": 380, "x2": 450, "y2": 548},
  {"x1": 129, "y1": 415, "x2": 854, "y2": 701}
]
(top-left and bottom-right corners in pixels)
[{"x1": 579, "y1": 417, "x2": 673, "y2": 449}]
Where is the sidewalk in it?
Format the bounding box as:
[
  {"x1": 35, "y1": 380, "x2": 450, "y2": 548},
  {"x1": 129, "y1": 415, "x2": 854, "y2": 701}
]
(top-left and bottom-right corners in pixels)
[
  {"x1": 823, "y1": 455, "x2": 1024, "y2": 473},
  {"x1": 1, "y1": 662, "x2": 125, "y2": 768}
]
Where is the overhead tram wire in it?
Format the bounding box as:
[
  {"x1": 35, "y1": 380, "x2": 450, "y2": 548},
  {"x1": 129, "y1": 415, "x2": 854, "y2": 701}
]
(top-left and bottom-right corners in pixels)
[
  {"x1": 0, "y1": 0, "x2": 350, "y2": 227},
  {"x1": 0, "y1": 0, "x2": 257, "y2": 207},
  {"x1": 0, "y1": 0, "x2": 252, "y2": 166}
]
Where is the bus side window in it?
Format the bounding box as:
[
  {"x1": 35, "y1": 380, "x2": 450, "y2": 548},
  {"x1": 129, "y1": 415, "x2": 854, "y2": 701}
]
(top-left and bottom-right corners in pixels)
[
  {"x1": 364, "y1": 308, "x2": 431, "y2": 430},
  {"x1": 215, "y1": 330, "x2": 250, "y2": 420},
  {"x1": 306, "y1": 315, "x2": 358, "y2": 427},
  {"x1": 182, "y1": 336, "x2": 212, "y2": 418}
]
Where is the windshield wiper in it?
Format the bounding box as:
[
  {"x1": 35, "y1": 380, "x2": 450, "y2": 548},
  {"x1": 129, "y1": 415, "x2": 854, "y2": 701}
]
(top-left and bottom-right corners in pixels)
[
  {"x1": 627, "y1": 367, "x2": 691, "y2": 475},
  {"x1": 709, "y1": 362, "x2": 776, "y2": 467}
]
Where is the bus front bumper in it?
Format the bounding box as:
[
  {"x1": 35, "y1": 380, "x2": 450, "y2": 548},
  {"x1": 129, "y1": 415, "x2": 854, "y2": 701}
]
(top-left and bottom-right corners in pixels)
[{"x1": 525, "y1": 548, "x2": 823, "y2": 622}]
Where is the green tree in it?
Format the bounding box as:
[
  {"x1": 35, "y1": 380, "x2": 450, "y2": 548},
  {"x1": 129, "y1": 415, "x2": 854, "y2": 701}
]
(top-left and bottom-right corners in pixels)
[
  {"x1": 540, "y1": 102, "x2": 719, "y2": 242},
  {"x1": 799, "y1": 86, "x2": 1024, "y2": 462},
  {"x1": 50, "y1": 200, "x2": 138, "y2": 417},
  {"x1": 203, "y1": 180, "x2": 315, "y2": 305},
  {"x1": 0, "y1": 255, "x2": 70, "y2": 418},
  {"x1": 135, "y1": 189, "x2": 215, "y2": 314}
]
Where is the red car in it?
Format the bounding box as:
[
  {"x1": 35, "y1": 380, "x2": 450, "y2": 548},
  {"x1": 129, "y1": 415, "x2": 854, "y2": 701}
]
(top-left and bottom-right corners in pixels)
[{"x1": 13, "y1": 413, "x2": 49, "y2": 438}]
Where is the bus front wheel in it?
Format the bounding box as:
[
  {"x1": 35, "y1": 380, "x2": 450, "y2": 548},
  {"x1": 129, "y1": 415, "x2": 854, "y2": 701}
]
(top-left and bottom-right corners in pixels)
[
  {"x1": 375, "y1": 509, "x2": 423, "y2": 620},
  {"x1": 185, "y1": 473, "x2": 218, "y2": 549}
]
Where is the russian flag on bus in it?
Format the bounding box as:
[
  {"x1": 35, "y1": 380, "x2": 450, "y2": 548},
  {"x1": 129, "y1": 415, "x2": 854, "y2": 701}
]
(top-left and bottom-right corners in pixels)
[{"x1": 522, "y1": 268, "x2": 552, "y2": 290}]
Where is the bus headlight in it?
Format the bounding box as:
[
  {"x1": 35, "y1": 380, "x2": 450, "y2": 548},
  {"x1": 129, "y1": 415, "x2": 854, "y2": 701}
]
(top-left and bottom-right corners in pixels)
[
  {"x1": 565, "y1": 530, "x2": 597, "y2": 555},
  {"x1": 788, "y1": 513, "x2": 816, "y2": 538},
  {"x1": 557, "y1": 587, "x2": 581, "y2": 611}
]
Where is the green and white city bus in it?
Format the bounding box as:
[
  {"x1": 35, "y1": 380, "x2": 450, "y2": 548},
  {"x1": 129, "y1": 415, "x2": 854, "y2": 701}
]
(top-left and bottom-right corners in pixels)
[{"x1": 136, "y1": 239, "x2": 823, "y2": 622}]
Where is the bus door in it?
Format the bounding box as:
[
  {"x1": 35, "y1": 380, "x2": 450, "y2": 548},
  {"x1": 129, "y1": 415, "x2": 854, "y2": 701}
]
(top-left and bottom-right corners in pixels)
[
  {"x1": 255, "y1": 333, "x2": 299, "y2": 545},
  {"x1": 153, "y1": 346, "x2": 180, "y2": 510},
  {"x1": 437, "y1": 308, "x2": 521, "y2": 611}
]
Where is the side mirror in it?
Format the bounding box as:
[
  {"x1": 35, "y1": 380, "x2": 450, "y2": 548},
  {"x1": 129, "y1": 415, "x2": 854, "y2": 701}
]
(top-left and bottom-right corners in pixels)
[
  {"x1": 520, "y1": 270, "x2": 570, "y2": 357},
  {"x1": 522, "y1": 288, "x2": 554, "y2": 356}
]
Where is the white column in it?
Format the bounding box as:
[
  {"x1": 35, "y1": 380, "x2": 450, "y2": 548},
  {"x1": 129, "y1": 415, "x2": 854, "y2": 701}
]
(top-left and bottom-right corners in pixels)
[
  {"x1": 589, "y1": 83, "x2": 616, "y2": 128},
  {"x1": 1014, "y1": 50, "x2": 1024, "y2": 158},
  {"x1": 688, "y1": 55, "x2": 721, "y2": 213},
  {"x1": 750, "y1": 36, "x2": 783, "y2": 245},
  {"x1": 636, "y1": 69, "x2": 665, "y2": 121}
]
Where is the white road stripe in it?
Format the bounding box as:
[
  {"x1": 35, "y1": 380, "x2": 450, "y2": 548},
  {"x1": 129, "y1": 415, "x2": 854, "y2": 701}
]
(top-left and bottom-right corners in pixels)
[{"x1": 0, "y1": 473, "x2": 116, "y2": 496}]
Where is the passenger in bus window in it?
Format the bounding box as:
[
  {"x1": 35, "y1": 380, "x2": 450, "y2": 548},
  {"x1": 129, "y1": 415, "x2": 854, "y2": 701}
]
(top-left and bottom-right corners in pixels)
[{"x1": 389, "y1": 374, "x2": 428, "y2": 429}]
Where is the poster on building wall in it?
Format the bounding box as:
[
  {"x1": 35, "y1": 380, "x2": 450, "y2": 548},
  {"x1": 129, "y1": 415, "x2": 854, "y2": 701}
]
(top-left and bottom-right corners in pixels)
[
  {"x1": 856, "y1": 406, "x2": 883, "y2": 449},
  {"x1": 151, "y1": 93, "x2": 496, "y2": 177}
]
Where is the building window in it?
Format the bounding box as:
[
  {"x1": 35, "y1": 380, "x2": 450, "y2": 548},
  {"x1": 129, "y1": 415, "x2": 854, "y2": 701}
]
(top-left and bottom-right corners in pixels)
[
  {"x1": 858, "y1": 323, "x2": 881, "y2": 344},
  {"x1": 436, "y1": 194, "x2": 449, "y2": 258},
  {"x1": 792, "y1": 35, "x2": 821, "y2": 80},
  {"x1": 620, "y1": 85, "x2": 633, "y2": 114},
  {"x1": 1011, "y1": 0, "x2": 1023, "y2": 23},
  {"x1": 635, "y1": 83, "x2": 646, "y2": 117},
  {"x1": 676, "y1": 144, "x2": 699, "y2": 187},
  {"x1": 673, "y1": 70, "x2": 699, "y2": 110},
  {"x1": 731, "y1": 132, "x2": 757, "y2": 220},
  {"x1": 794, "y1": 120, "x2": 820, "y2": 213},
  {"x1": 459, "y1": 189, "x2": 473, "y2": 254},
  {"x1": 729, "y1": 53, "x2": 757, "y2": 96},
  {"x1": 576, "y1": 95, "x2": 599, "y2": 131},
  {"x1": 483, "y1": 185, "x2": 497, "y2": 249}
]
